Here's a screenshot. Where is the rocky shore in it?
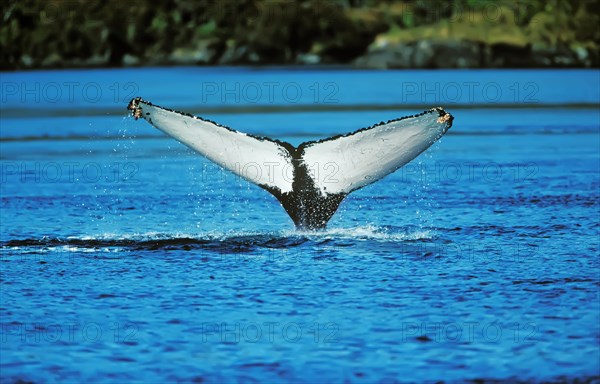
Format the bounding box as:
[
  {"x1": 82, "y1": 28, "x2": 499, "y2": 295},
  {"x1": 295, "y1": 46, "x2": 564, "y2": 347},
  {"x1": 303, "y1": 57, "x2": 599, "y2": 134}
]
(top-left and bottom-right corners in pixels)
[
  {"x1": 12, "y1": 39, "x2": 598, "y2": 70},
  {"x1": 353, "y1": 40, "x2": 598, "y2": 69}
]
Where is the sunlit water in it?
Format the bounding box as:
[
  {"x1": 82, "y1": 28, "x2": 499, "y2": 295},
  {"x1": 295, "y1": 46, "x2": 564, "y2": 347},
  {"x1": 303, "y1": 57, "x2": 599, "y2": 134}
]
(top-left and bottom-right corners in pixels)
[{"x1": 1, "y1": 68, "x2": 599, "y2": 383}]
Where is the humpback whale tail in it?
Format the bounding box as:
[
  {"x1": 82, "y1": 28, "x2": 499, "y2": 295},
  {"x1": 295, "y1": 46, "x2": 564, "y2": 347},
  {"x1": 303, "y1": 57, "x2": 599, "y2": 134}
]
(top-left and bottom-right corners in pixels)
[{"x1": 127, "y1": 98, "x2": 453, "y2": 230}]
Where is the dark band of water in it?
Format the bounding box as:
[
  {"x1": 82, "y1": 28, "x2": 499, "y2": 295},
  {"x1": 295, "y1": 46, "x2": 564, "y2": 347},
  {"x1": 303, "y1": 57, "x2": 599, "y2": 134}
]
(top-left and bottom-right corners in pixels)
[{"x1": 1, "y1": 102, "x2": 597, "y2": 119}]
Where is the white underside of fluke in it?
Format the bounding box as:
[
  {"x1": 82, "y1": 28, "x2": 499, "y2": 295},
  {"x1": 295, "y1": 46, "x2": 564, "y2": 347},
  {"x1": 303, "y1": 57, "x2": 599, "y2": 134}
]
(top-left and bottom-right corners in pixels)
[
  {"x1": 132, "y1": 99, "x2": 295, "y2": 194},
  {"x1": 128, "y1": 98, "x2": 452, "y2": 197},
  {"x1": 301, "y1": 111, "x2": 452, "y2": 194}
]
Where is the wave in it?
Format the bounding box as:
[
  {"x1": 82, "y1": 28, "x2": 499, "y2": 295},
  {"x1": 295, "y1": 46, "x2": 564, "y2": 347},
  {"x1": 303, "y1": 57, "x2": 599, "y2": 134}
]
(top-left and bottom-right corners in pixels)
[{"x1": 0, "y1": 226, "x2": 435, "y2": 254}]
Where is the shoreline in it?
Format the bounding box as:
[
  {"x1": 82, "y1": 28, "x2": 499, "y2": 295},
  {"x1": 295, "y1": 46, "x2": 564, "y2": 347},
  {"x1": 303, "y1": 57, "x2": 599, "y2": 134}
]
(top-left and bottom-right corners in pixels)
[{"x1": 6, "y1": 40, "x2": 598, "y2": 71}]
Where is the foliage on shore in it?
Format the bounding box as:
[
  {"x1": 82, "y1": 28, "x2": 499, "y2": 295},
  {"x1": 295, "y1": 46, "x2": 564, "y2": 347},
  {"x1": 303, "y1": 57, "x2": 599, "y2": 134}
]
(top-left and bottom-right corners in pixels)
[{"x1": 1, "y1": 0, "x2": 598, "y2": 70}]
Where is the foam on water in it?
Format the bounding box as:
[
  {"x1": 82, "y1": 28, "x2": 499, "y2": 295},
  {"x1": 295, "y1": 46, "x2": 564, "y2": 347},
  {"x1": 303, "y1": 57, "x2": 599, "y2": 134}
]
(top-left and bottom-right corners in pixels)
[{"x1": 293, "y1": 225, "x2": 435, "y2": 242}]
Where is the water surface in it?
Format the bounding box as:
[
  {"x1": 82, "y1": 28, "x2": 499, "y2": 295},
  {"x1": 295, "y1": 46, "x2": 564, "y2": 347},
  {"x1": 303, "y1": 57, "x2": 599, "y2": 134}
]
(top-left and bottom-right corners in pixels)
[{"x1": 1, "y1": 68, "x2": 599, "y2": 383}]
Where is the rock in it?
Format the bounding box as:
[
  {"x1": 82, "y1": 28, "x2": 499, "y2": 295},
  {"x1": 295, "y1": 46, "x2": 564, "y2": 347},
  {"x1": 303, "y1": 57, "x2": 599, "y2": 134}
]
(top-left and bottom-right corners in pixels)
[
  {"x1": 85, "y1": 53, "x2": 110, "y2": 67},
  {"x1": 424, "y1": 40, "x2": 482, "y2": 68},
  {"x1": 412, "y1": 40, "x2": 435, "y2": 68},
  {"x1": 122, "y1": 54, "x2": 140, "y2": 66},
  {"x1": 218, "y1": 44, "x2": 248, "y2": 65},
  {"x1": 41, "y1": 53, "x2": 63, "y2": 68},
  {"x1": 389, "y1": 44, "x2": 414, "y2": 68},
  {"x1": 354, "y1": 40, "x2": 482, "y2": 69},
  {"x1": 583, "y1": 47, "x2": 599, "y2": 67},
  {"x1": 21, "y1": 55, "x2": 34, "y2": 67},
  {"x1": 531, "y1": 44, "x2": 578, "y2": 67},
  {"x1": 353, "y1": 50, "x2": 389, "y2": 69},
  {"x1": 573, "y1": 46, "x2": 588, "y2": 62},
  {"x1": 296, "y1": 53, "x2": 321, "y2": 65},
  {"x1": 169, "y1": 40, "x2": 218, "y2": 65},
  {"x1": 169, "y1": 49, "x2": 197, "y2": 65},
  {"x1": 571, "y1": 46, "x2": 596, "y2": 67},
  {"x1": 488, "y1": 43, "x2": 534, "y2": 68},
  {"x1": 353, "y1": 44, "x2": 413, "y2": 69},
  {"x1": 248, "y1": 52, "x2": 260, "y2": 63}
]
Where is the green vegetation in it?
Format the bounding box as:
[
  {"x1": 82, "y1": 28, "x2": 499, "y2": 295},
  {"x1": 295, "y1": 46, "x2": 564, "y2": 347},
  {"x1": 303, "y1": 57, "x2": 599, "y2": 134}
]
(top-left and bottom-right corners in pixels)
[
  {"x1": 1, "y1": 0, "x2": 598, "y2": 69},
  {"x1": 374, "y1": 0, "x2": 598, "y2": 47}
]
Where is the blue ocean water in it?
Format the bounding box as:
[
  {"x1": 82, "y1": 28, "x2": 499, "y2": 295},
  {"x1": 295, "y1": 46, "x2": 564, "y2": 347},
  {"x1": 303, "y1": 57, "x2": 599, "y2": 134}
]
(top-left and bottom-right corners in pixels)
[{"x1": 0, "y1": 68, "x2": 599, "y2": 383}]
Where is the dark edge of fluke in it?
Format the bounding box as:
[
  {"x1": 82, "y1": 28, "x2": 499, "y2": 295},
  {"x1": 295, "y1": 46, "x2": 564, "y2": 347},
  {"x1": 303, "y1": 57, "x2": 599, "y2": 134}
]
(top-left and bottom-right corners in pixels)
[{"x1": 127, "y1": 97, "x2": 453, "y2": 151}]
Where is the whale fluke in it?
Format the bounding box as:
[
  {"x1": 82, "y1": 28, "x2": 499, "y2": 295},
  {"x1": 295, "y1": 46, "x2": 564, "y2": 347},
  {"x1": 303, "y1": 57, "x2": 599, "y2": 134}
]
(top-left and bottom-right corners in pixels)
[{"x1": 127, "y1": 97, "x2": 453, "y2": 229}]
